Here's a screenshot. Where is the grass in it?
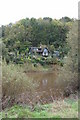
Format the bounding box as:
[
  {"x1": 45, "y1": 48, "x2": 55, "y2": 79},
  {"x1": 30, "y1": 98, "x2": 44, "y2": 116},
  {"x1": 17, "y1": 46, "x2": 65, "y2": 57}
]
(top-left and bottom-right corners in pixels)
[
  {"x1": 2, "y1": 62, "x2": 36, "y2": 96},
  {"x1": 0, "y1": 98, "x2": 78, "y2": 119},
  {"x1": 2, "y1": 62, "x2": 40, "y2": 109}
]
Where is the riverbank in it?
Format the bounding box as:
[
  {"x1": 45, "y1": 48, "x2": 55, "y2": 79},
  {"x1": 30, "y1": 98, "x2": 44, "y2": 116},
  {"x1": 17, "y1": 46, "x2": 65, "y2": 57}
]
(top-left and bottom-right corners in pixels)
[
  {"x1": 2, "y1": 62, "x2": 78, "y2": 106},
  {"x1": 2, "y1": 62, "x2": 78, "y2": 119},
  {"x1": 2, "y1": 62, "x2": 60, "y2": 109},
  {"x1": 0, "y1": 96, "x2": 78, "y2": 118}
]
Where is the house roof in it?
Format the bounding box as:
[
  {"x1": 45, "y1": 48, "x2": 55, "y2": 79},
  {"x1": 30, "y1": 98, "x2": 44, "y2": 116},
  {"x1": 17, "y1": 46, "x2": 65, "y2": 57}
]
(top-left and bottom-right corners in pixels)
[{"x1": 29, "y1": 47, "x2": 50, "y2": 53}]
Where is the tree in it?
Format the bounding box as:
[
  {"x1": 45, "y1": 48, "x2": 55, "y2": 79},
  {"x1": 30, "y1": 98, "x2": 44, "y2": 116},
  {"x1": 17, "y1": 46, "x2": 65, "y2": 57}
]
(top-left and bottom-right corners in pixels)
[
  {"x1": 60, "y1": 16, "x2": 74, "y2": 23},
  {"x1": 55, "y1": 21, "x2": 78, "y2": 96},
  {"x1": 2, "y1": 17, "x2": 71, "y2": 60},
  {"x1": 65, "y1": 21, "x2": 78, "y2": 72}
]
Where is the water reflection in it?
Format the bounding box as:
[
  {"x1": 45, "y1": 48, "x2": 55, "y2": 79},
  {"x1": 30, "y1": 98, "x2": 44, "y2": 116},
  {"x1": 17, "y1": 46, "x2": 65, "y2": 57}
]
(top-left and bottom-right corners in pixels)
[
  {"x1": 27, "y1": 71, "x2": 57, "y2": 90},
  {"x1": 16, "y1": 71, "x2": 73, "y2": 105},
  {"x1": 26, "y1": 71, "x2": 63, "y2": 102}
]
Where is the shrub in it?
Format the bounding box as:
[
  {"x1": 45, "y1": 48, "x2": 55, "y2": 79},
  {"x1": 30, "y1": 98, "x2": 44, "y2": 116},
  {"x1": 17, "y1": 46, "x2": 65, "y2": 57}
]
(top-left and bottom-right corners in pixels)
[
  {"x1": 2, "y1": 62, "x2": 36, "y2": 101},
  {"x1": 55, "y1": 21, "x2": 78, "y2": 96}
]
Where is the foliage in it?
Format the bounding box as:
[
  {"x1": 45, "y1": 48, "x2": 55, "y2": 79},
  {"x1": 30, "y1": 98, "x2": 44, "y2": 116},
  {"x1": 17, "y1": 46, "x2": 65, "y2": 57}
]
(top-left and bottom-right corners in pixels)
[
  {"x1": 60, "y1": 16, "x2": 74, "y2": 23},
  {"x1": 1, "y1": 18, "x2": 78, "y2": 119},
  {"x1": 1, "y1": 17, "x2": 73, "y2": 62},
  {"x1": 66, "y1": 21, "x2": 78, "y2": 72},
  {"x1": 55, "y1": 21, "x2": 78, "y2": 95},
  {"x1": 2, "y1": 62, "x2": 39, "y2": 108}
]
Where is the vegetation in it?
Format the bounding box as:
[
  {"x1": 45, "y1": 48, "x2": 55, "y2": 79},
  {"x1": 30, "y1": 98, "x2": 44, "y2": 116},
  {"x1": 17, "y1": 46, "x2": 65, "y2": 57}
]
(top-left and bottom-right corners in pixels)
[
  {"x1": 2, "y1": 62, "x2": 38, "y2": 109},
  {"x1": 0, "y1": 98, "x2": 78, "y2": 118},
  {"x1": 1, "y1": 17, "x2": 73, "y2": 64},
  {"x1": 0, "y1": 17, "x2": 79, "y2": 118},
  {"x1": 55, "y1": 21, "x2": 78, "y2": 96}
]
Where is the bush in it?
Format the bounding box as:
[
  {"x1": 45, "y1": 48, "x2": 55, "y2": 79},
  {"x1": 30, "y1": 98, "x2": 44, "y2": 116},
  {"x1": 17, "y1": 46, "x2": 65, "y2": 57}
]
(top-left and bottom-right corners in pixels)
[
  {"x1": 55, "y1": 21, "x2": 78, "y2": 96},
  {"x1": 3, "y1": 62, "x2": 37, "y2": 96},
  {"x1": 2, "y1": 62, "x2": 38, "y2": 108}
]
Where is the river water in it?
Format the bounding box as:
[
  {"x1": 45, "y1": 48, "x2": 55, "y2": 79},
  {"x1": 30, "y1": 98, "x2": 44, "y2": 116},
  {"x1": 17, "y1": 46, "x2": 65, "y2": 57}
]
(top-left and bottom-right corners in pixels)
[
  {"x1": 16, "y1": 68, "x2": 76, "y2": 105},
  {"x1": 25, "y1": 70, "x2": 64, "y2": 104},
  {"x1": 27, "y1": 71, "x2": 57, "y2": 91}
]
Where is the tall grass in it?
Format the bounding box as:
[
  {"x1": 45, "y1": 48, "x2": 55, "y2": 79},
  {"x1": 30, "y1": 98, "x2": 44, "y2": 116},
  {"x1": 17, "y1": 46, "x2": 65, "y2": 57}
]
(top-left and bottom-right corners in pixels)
[
  {"x1": 2, "y1": 62, "x2": 35, "y2": 96},
  {"x1": 2, "y1": 62, "x2": 38, "y2": 108}
]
